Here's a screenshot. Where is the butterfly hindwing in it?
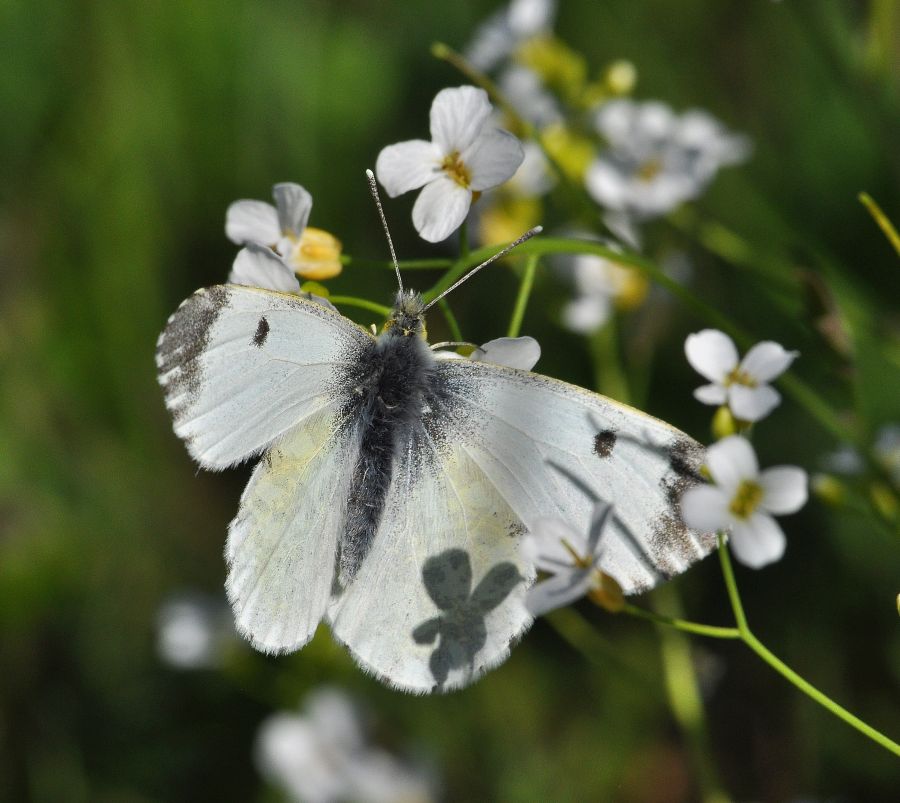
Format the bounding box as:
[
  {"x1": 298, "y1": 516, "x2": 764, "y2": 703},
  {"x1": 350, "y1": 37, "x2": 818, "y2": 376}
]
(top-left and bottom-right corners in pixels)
[
  {"x1": 155, "y1": 285, "x2": 373, "y2": 468},
  {"x1": 327, "y1": 423, "x2": 534, "y2": 693},
  {"x1": 433, "y1": 358, "x2": 715, "y2": 594},
  {"x1": 226, "y1": 403, "x2": 354, "y2": 652}
]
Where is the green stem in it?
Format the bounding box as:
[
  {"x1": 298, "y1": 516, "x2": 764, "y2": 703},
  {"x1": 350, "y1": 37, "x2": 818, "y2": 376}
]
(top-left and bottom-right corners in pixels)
[
  {"x1": 437, "y1": 298, "x2": 463, "y2": 342},
  {"x1": 328, "y1": 295, "x2": 391, "y2": 318},
  {"x1": 651, "y1": 585, "x2": 731, "y2": 803},
  {"x1": 589, "y1": 317, "x2": 630, "y2": 404},
  {"x1": 341, "y1": 254, "x2": 452, "y2": 271},
  {"x1": 718, "y1": 536, "x2": 900, "y2": 755},
  {"x1": 459, "y1": 218, "x2": 470, "y2": 260},
  {"x1": 622, "y1": 603, "x2": 740, "y2": 640},
  {"x1": 507, "y1": 254, "x2": 539, "y2": 338},
  {"x1": 859, "y1": 192, "x2": 900, "y2": 258}
]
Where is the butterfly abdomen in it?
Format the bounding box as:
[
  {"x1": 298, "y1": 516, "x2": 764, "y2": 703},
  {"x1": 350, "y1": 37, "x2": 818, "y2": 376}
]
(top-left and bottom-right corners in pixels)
[{"x1": 338, "y1": 330, "x2": 436, "y2": 584}]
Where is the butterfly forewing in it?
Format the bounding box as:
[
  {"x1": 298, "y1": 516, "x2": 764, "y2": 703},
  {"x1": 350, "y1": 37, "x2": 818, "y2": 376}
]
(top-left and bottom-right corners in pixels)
[
  {"x1": 432, "y1": 359, "x2": 715, "y2": 594},
  {"x1": 155, "y1": 285, "x2": 373, "y2": 469}
]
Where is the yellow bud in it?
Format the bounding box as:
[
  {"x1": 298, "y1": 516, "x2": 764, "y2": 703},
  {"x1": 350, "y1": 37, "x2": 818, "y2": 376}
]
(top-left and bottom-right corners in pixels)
[
  {"x1": 869, "y1": 481, "x2": 899, "y2": 521},
  {"x1": 604, "y1": 60, "x2": 637, "y2": 96},
  {"x1": 712, "y1": 405, "x2": 738, "y2": 440},
  {"x1": 477, "y1": 195, "x2": 542, "y2": 249},
  {"x1": 588, "y1": 571, "x2": 625, "y2": 613},
  {"x1": 515, "y1": 35, "x2": 586, "y2": 102},
  {"x1": 540, "y1": 124, "x2": 596, "y2": 182},
  {"x1": 612, "y1": 267, "x2": 650, "y2": 311},
  {"x1": 811, "y1": 473, "x2": 846, "y2": 507},
  {"x1": 289, "y1": 227, "x2": 342, "y2": 281}
]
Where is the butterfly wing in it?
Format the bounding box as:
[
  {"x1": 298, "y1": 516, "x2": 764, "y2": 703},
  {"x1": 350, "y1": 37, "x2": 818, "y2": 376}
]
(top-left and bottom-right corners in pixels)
[
  {"x1": 327, "y1": 420, "x2": 534, "y2": 693},
  {"x1": 157, "y1": 284, "x2": 374, "y2": 651},
  {"x1": 431, "y1": 359, "x2": 716, "y2": 595},
  {"x1": 155, "y1": 284, "x2": 372, "y2": 468}
]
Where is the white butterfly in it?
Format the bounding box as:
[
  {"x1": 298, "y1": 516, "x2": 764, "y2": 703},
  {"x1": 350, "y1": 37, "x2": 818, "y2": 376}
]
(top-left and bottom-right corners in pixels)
[{"x1": 156, "y1": 188, "x2": 714, "y2": 693}]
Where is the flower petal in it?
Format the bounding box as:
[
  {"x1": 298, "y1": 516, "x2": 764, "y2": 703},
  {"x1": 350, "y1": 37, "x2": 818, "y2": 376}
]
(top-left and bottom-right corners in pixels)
[
  {"x1": 228, "y1": 244, "x2": 300, "y2": 292},
  {"x1": 470, "y1": 336, "x2": 540, "y2": 371},
  {"x1": 411, "y1": 177, "x2": 472, "y2": 242},
  {"x1": 759, "y1": 466, "x2": 808, "y2": 515},
  {"x1": 464, "y1": 128, "x2": 525, "y2": 191},
  {"x1": 272, "y1": 183, "x2": 312, "y2": 238},
  {"x1": 693, "y1": 383, "x2": 727, "y2": 406},
  {"x1": 729, "y1": 512, "x2": 786, "y2": 569},
  {"x1": 375, "y1": 139, "x2": 441, "y2": 197},
  {"x1": 728, "y1": 384, "x2": 781, "y2": 422},
  {"x1": 430, "y1": 86, "x2": 493, "y2": 153},
  {"x1": 680, "y1": 485, "x2": 731, "y2": 532},
  {"x1": 684, "y1": 329, "x2": 739, "y2": 383},
  {"x1": 225, "y1": 200, "x2": 280, "y2": 245},
  {"x1": 739, "y1": 340, "x2": 798, "y2": 383},
  {"x1": 706, "y1": 435, "x2": 758, "y2": 491},
  {"x1": 525, "y1": 570, "x2": 594, "y2": 617},
  {"x1": 585, "y1": 157, "x2": 630, "y2": 211},
  {"x1": 521, "y1": 517, "x2": 586, "y2": 571}
]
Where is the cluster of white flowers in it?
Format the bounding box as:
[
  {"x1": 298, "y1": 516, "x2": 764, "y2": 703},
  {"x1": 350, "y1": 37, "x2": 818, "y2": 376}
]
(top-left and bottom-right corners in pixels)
[
  {"x1": 586, "y1": 99, "x2": 751, "y2": 221},
  {"x1": 255, "y1": 688, "x2": 434, "y2": 803},
  {"x1": 680, "y1": 329, "x2": 808, "y2": 568}
]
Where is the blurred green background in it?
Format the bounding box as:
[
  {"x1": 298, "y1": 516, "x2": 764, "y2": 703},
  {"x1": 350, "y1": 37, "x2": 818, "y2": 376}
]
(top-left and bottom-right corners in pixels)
[{"x1": 2, "y1": 0, "x2": 899, "y2": 800}]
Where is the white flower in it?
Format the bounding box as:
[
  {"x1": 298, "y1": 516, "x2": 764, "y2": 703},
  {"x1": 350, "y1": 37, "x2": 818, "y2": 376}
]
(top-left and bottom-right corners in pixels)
[
  {"x1": 681, "y1": 436, "x2": 808, "y2": 568},
  {"x1": 685, "y1": 329, "x2": 798, "y2": 423},
  {"x1": 375, "y1": 86, "x2": 524, "y2": 243},
  {"x1": 585, "y1": 99, "x2": 751, "y2": 219},
  {"x1": 498, "y1": 65, "x2": 563, "y2": 129},
  {"x1": 464, "y1": 0, "x2": 556, "y2": 72},
  {"x1": 255, "y1": 688, "x2": 433, "y2": 803},
  {"x1": 226, "y1": 182, "x2": 342, "y2": 280},
  {"x1": 522, "y1": 501, "x2": 623, "y2": 615},
  {"x1": 229, "y1": 246, "x2": 336, "y2": 309},
  {"x1": 156, "y1": 592, "x2": 234, "y2": 670}
]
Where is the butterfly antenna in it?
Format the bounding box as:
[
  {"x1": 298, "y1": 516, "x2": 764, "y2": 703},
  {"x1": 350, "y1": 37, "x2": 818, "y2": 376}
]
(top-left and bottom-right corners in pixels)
[
  {"x1": 423, "y1": 226, "x2": 542, "y2": 312},
  {"x1": 366, "y1": 168, "x2": 403, "y2": 294}
]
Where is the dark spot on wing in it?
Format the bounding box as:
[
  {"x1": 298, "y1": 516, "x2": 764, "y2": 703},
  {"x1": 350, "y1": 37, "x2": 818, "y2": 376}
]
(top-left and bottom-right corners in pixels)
[
  {"x1": 412, "y1": 549, "x2": 521, "y2": 692},
  {"x1": 593, "y1": 429, "x2": 617, "y2": 458},
  {"x1": 156, "y1": 286, "x2": 229, "y2": 422},
  {"x1": 647, "y1": 437, "x2": 716, "y2": 576},
  {"x1": 252, "y1": 316, "x2": 269, "y2": 347}
]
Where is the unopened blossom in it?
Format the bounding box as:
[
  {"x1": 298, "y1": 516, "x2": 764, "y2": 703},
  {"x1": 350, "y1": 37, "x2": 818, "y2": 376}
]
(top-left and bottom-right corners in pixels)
[
  {"x1": 228, "y1": 245, "x2": 336, "y2": 309},
  {"x1": 226, "y1": 182, "x2": 342, "y2": 280},
  {"x1": 434, "y1": 336, "x2": 541, "y2": 371},
  {"x1": 586, "y1": 99, "x2": 751, "y2": 219},
  {"x1": 464, "y1": 0, "x2": 557, "y2": 72},
  {"x1": 522, "y1": 501, "x2": 624, "y2": 615},
  {"x1": 685, "y1": 329, "x2": 798, "y2": 423},
  {"x1": 681, "y1": 436, "x2": 808, "y2": 568},
  {"x1": 375, "y1": 86, "x2": 524, "y2": 243},
  {"x1": 255, "y1": 687, "x2": 433, "y2": 803}
]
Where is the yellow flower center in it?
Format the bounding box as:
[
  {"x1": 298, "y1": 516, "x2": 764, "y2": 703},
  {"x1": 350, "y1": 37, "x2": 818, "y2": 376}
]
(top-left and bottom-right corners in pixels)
[
  {"x1": 284, "y1": 226, "x2": 343, "y2": 281},
  {"x1": 724, "y1": 367, "x2": 757, "y2": 388},
  {"x1": 441, "y1": 151, "x2": 472, "y2": 188},
  {"x1": 636, "y1": 158, "x2": 663, "y2": 182},
  {"x1": 729, "y1": 479, "x2": 764, "y2": 520}
]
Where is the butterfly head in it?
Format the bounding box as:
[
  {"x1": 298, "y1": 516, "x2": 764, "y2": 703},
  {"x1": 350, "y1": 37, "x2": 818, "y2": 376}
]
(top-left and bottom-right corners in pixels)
[{"x1": 385, "y1": 289, "x2": 427, "y2": 339}]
